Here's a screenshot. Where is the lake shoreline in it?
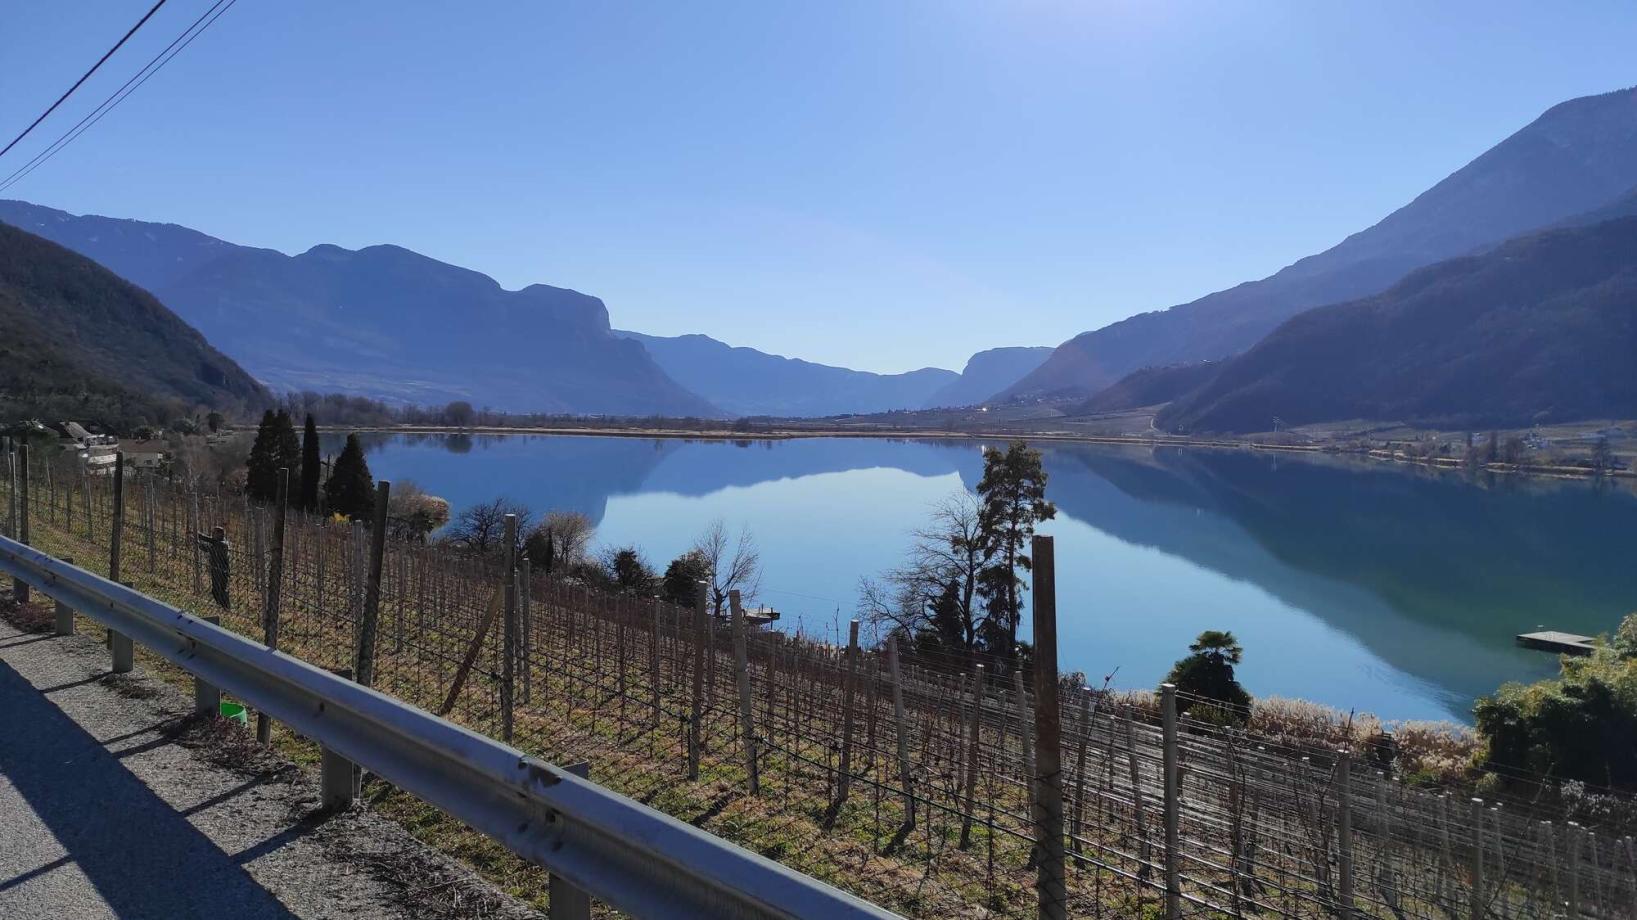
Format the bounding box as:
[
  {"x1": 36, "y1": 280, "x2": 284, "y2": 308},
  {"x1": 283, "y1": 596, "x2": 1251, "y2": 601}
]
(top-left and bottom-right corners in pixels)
[{"x1": 325, "y1": 423, "x2": 1635, "y2": 482}]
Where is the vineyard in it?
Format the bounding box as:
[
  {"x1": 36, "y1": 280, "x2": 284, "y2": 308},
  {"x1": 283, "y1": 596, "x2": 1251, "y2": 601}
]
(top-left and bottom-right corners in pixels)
[{"x1": 4, "y1": 443, "x2": 1636, "y2": 919}]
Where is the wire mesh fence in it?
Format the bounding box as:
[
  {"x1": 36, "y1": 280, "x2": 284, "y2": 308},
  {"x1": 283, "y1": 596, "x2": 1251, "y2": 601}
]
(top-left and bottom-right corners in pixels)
[{"x1": 3, "y1": 444, "x2": 1635, "y2": 919}]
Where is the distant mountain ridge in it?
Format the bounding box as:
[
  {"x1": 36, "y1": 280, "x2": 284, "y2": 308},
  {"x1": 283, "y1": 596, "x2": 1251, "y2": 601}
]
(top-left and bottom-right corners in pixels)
[
  {"x1": 922, "y1": 346, "x2": 1053, "y2": 408},
  {"x1": 615, "y1": 331, "x2": 959, "y2": 417},
  {"x1": 1156, "y1": 216, "x2": 1637, "y2": 432},
  {"x1": 0, "y1": 221, "x2": 266, "y2": 430},
  {"x1": 0, "y1": 200, "x2": 718, "y2": 417},
  {"x1": 1002, "y1": 86, "x2": 1637, "y2": 402}
]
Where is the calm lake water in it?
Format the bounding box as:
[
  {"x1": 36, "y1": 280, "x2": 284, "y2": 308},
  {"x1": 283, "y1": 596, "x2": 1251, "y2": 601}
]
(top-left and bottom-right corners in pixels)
[{"x1": 329, "y1": 432, "x2": 1637, "y2": 722}]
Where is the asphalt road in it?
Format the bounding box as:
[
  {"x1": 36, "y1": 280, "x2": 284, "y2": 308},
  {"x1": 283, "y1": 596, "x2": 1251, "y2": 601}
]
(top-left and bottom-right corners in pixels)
[{"x1": 0, "y1": 615, "x2": 535, "y2": 919}]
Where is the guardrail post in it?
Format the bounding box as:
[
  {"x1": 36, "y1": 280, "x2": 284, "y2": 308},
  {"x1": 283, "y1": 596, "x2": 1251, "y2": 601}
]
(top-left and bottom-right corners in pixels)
[
  {"x1": 321, "y1": 667, "x2": 360, "y2": 810},
  {"x1": 52, "y1": 556, "x2": 77, "y2": 635},
  {"x1": 1337, "y1": 749, "x2": 1355, "y2": 918},
  {"x1": 355, "y1": 481, "x2": 390, "y2": 689},
  {"x1": 111, "y1": 580, "x2": 136, "y2": 673},
  {"x1": 549, "y1": 761, "x2": 594, "y2": 920},
  {"x1": 195, "y1": 615, "x2": 223, "y2": 717},
  {"x1": 688, "y1": 579, "x2": 707, "y2": 780},
  {"x1": 1162, "y1": 682, "x2": 1181, "y2": 920},
  {"x1": 886, "y1": 634, "x2": 914, "y2": 828},
  {"x1": 838, "y1": 618, "x2": 860, "y2": 806},
  {"x1": 14, "y1": 443, "x2": 28, "y2": 604},
  {"x1": 259, "y1": 469, "x2": 289, "y2": 743},
  {"x1": 1031, "y1": 535, "x2": 1066, "y2": 920},
  {"x1": 730, "y1": 590, "x2": 759, "y2": 794},
  {"x1": 500, "y1": 510, "x2": 517, "y2": 743}
]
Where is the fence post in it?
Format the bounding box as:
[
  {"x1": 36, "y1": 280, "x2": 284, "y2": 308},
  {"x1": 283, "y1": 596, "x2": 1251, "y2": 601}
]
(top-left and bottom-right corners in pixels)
[
  {"x1": 730, "y1": 590, "x2": 759, "y2": 794},
  {"x1": 53, "y1": 556, "x2": 75, "y2": 635},
  {"x1": 352, "y1": 482, "x2": 391, "y2": 690},
  {"x1": 194, "y1": 615, "x2": 223, "y2": 717},
  {"x1": 1566, "y1": 820, "x2": 1581, "y2": 920},
  {"x1": 649, "y1": 597, "x2": 662, "y2": 725},
  {"x1": 549, "y1": 761, "x2": 595, "y2": 919},
  {"x1": 688, "y1": 580, "x2": 707, "y2": 780},
  {"x1": 14, "y1": 443, "x2": 29, "y2": 604},
  {"x1": 1337, "y1": 749, "x2": 1355, "y2": 918},
  {"x1": 1161, "y1": 682, "x2": 1181, "y2": 920},
  {"x1": 258, "y1": 469, "x2": 289, "y2": 743},
  {"x1": 520, "y1": 556, "x2": 532, "y2": 703},
  {"x1": 838, "y1": 618, "x2": 860, "y2": 805},
  {"x1": 1014, "y1": 666, "x2": 1036, "y2": 785},
  {"x1": 1031, "y1": 535, "x2": 1066, "y2": 920},
  {"x1": 500, "y1": 511, "x2": 517, "y2": 744},
  {"x1": 886, "y1": 634, "x2": 914, "y2": 828},
  {"x1": 5, "y1": 440, "x2": 15, "y2": 539},
  {"x1": 1469, "y1": 798, "x2": 1486, "y2": 920},
  {"x1": 959, "y1": 663, "x2": 984, "y2": 849}
]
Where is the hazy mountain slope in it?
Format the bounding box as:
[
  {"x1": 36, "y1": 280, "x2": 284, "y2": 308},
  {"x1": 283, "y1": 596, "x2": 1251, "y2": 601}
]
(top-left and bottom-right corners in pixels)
[
  {"x1": 616, "y1": 331, "x2": 956, "y2": 417},
  {"x1": 1157, "y1": 217, "x2": 1637, "y2": 433},
  {"x1": 1076, "y1": 361, "x2": 1221, "y2": 414},
  {"x1": 921, "y1": 346, "x2": 1052, "y2": 408},
  {"x1": 0, "y1": 201, "x2": 719, "y2": 417},
  {"x1": 1002, "y1": 86, "x2": 1637, "y2": 401},
  {"x1": 0, "y1": 222, "x2": 267, "y2": 430}
]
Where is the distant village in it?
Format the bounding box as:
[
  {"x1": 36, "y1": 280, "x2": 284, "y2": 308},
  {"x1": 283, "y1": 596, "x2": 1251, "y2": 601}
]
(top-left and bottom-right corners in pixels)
[{"x1": 1, "y1": 418, "x2": 241, "y2": 477}]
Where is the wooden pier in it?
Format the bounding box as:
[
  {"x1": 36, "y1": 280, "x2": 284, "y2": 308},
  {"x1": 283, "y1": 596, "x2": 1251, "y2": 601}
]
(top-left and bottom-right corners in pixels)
[{"x1": 1515, "y1": 630, "x2": 1597, "y2": 656}]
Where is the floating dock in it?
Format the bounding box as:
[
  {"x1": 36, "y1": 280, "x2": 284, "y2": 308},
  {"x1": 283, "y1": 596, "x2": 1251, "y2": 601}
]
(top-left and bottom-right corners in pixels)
[{"x1": 1516, "y1": 631, "x2": 1597, "y2": 656}]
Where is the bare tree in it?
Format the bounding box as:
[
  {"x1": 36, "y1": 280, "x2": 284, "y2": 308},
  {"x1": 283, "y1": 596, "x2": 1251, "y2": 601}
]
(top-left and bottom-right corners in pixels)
[
  {"x1": 524, "y1": 510, "x2": 595, "y2": 573},
  {"x1": 693, "y1": 519, "x2": 761, "y2": 616},
  {"x1": 386, "y1": 479, "x2": 450, "y2": 541},
  {"x1": 859, "y1": 492, "x2": 993, "y2": 662},
  {"x1": 446, "y1": 497, "x2": 532, "y2": 555}
]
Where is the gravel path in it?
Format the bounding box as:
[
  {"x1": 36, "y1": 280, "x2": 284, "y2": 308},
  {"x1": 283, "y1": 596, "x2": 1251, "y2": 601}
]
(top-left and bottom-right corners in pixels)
[{"x1": 0, "y1": 613, "x2": 541, "y2": 920}]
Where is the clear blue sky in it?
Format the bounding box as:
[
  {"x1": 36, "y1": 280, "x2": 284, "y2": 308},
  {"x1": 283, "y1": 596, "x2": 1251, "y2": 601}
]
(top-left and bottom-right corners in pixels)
[{"x1": 4, "y1": 2, "x2": 1635, "y2": 374}]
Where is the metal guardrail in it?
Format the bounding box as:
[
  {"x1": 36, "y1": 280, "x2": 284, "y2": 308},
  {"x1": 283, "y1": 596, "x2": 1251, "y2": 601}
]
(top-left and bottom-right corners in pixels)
[{"x1": 0, "y1": 535, "x2": 901, "y2": 920}]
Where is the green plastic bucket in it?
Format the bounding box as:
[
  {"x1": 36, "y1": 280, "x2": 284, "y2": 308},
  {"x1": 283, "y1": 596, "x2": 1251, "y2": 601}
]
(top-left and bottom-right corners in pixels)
[{"x1": 219, "y1": 701, "x2": 249, "y2": 726}]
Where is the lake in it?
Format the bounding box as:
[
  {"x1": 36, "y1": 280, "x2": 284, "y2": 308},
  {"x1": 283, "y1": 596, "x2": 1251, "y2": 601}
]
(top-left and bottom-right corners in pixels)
[{"x1": 327, "y1": 432, "x2": 1637, "y2": 722}]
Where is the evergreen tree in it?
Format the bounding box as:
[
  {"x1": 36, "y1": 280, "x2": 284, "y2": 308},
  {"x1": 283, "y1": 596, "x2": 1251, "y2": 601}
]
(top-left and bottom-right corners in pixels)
[
  {"x1": 299, "y1": 414, "x2": 321, "y2": 511},
  {"x1": 272, "y1": 409, "x2": 300, "y2": 500},
  {"x1": 323, "y1": 433, "x2": 375, "y2": 521},
  {"x1": 661, "y1": 549, "x2": 710, "y2": 607},
  {"x1": 245, "y1": 410, "x2": 279, "y2": 501},
  {"x1": 975, "y1": 440, "x2": 1056, "y2": 653}
]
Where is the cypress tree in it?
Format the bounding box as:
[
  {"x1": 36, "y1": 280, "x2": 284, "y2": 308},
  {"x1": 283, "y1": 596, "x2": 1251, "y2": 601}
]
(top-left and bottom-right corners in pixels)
[
  {"x1": 299, "y1": 414, "x2": 321, "y2": 511},
  {"x1": 272, "y1": 410, "x2": 301, "y2": 500},
  {"x1": 324, "y1": 433, "x2": 375, "y2": 521},
  {"x1": 245, "y1": 410, "x2": 279, "y2": 501}
]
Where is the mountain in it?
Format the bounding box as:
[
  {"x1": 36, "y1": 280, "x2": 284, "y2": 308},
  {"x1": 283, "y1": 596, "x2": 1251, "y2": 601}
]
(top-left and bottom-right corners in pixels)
[
  {"x1": 1076, "y1": 361, "x2": 1221, "y2": 415},
  {"x1": 615, "y1": 331, "x2": 957, "y2": 417},
  {"x1": 0, "y1": 200, "x2": 719, "y2": 418},
  {"x1": 1156, "y1": 216, "x2": 1637, "y2": 433},
  {"x1": 1002, "y1": 86, "x2": 1637, "y2": 401},
  {"x1": 921, "y1": 346, "x2": 1052, "y2": 408},
  {"x1": 0, "y1": 221, "x2": 266, "y2": 431}
]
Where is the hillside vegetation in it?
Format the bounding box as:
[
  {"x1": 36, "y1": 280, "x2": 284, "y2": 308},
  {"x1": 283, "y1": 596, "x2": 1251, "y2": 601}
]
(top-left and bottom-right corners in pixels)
[
  {"x1": 1158, "y1": 217, "x2": 1637, "y2": 432},
  {"x1": 0, "y1": 222, "x2": 266, "y2": 431}
]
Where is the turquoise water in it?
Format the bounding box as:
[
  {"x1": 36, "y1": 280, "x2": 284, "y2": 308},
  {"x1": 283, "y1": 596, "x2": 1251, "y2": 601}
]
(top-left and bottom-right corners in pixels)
[{"x1": 330, "y1": 433, "x2": 1637, "y2": 722}]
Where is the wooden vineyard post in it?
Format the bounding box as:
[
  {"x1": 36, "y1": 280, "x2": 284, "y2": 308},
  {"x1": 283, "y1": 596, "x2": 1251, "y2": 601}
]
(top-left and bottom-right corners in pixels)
[
  {"x1": 730, "y1": 590, "x2": 759, "y2": 794},
  {"x1": 838, "y1": 619, "x2": 860, "y2": 806},
  {"x1": 1469, "y1": 799, "x2": 1486, "y2": 920},
  {"x1": 110, "y1": 451, "x2": 124, "y2": 584},
  {"x1": 649, "y1": 597, "x2": 662, "y2": 725},
  {"x1": 501, "y1": 512, "x2": 517, "y2": 743},
  {"x1": 1161, "y1": 682, "x2": 1181, "y2": 920},
  {"x1": 13, "y1": 444, "x2": 28, "y2": 604},
  {"x1": 519, "y1": 556, "x2": 532, "y2": 702},
  {"x1": 5, "y1": 440, "x2": 15, "y2": 540},
  {"x1": 258, "y1": 469, "x2": 289, "y2": 743},
  {"x1": 1031, "y1": 535, "x2": 1066, "y2": 920},
  {"x1": 959, "y1": 663, "x2": 984, "y2": 849},
  {"x1": 353, "y1": 481, "x2": 391, "y2": 691},
  {"x1": 1014, "y1": 666, "x2": 1036, "y2": 786},
  {"x1": 1337, "y1": 749, "x2": 1355, "y2": 919},
  {"x1": 886, "y1": 635, "x2": 914, "y2": 828},
  {"x1": 688, "y1": 579, "x2": 708, "y2": 780}
]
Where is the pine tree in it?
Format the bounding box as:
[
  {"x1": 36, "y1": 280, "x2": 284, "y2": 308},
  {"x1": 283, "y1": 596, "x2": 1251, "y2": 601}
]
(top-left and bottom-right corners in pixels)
[
  {"x1": 245, "y1": 410, "x2": 279, "y2": 502},
  {"x1": 976, "y1": 440, "x2": 1056, "y2": 654},
  {"x1": 299, "y1": 414, "x2": 321, "y2": 511},
  {"x1": 324, "y1": 433, "x2": 375, "y2": 521}
]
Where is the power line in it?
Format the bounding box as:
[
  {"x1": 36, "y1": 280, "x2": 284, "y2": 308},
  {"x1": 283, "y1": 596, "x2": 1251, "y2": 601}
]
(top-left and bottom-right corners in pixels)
[
  {"x1": 0, "y1": 0, "x2": 239, "y2": 195},
  {"x1": 0, "y1": 0, "x2": 169, "y2": 163}
]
